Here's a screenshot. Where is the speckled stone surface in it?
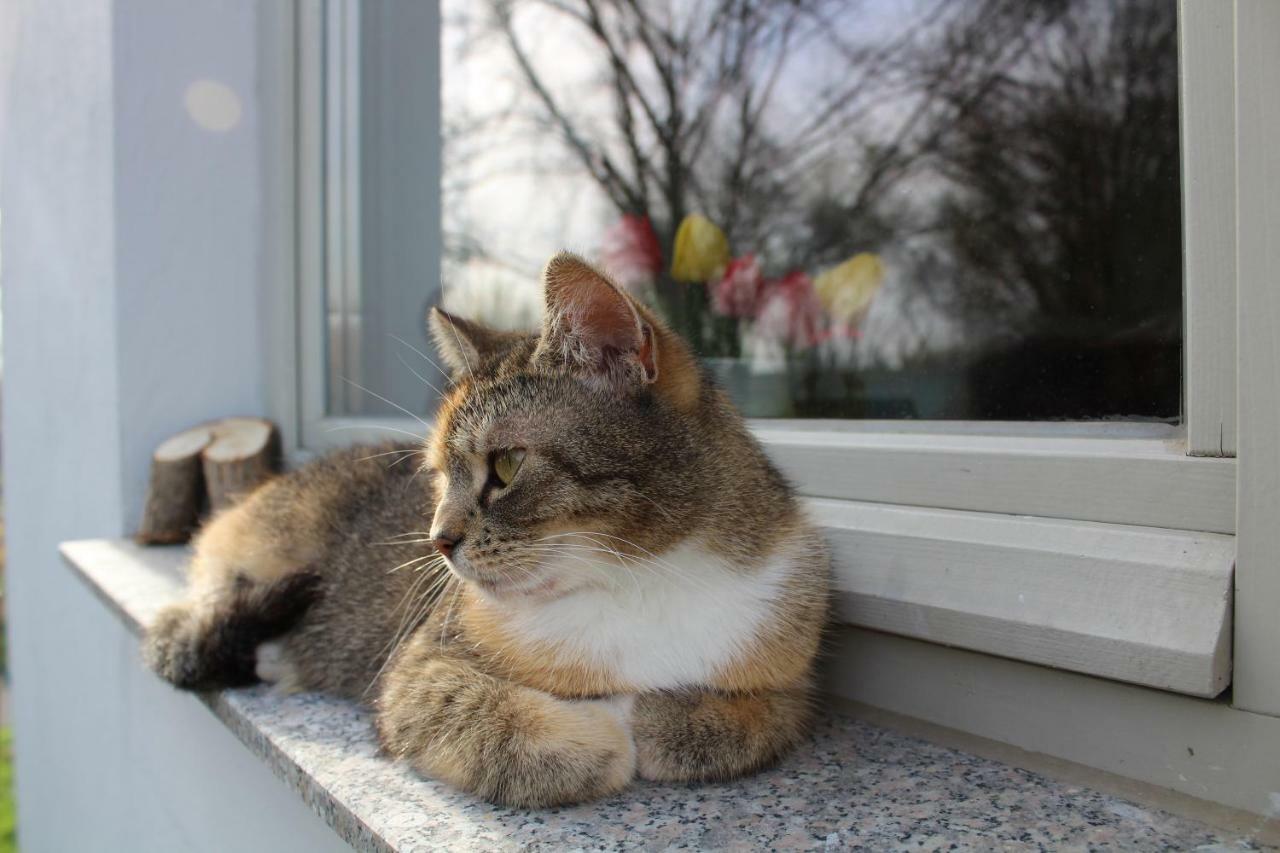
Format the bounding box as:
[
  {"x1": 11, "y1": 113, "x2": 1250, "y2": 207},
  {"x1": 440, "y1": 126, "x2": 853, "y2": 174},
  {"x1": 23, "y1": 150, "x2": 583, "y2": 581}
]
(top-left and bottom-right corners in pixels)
[{"x1": 63, "y1": 539, "x2": 1267, "y2": 852}]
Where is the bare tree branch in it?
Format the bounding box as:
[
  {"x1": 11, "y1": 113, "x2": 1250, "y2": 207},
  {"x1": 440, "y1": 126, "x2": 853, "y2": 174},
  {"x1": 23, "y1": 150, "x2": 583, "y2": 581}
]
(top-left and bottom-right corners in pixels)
[{"x1": 491, "y1": 0, "x2": 646, "y2": 213}]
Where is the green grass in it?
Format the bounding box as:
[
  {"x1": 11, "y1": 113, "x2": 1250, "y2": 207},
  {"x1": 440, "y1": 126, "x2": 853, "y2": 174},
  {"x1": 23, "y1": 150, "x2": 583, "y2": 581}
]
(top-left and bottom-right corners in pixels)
[
  {"x1": 0, "y1": 509, "x2": 13, "y2": 851},
  {"x1": 0, "y1": 729, "x2": 14, "y2": 852}
]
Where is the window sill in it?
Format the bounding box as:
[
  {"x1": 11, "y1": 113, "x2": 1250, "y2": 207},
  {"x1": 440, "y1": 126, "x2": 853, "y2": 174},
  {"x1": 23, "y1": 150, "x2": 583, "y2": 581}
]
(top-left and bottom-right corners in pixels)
[
  {"x1": 817, "y1": 498, "x2": 1235, "y2": 697},
  {"x1": 61, "y1": 538, "x2": 1250, "y2": 850}
]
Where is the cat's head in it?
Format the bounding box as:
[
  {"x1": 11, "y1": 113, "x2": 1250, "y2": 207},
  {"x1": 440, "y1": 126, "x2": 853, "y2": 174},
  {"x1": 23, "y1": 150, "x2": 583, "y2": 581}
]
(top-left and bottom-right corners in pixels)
[{"x1": 423, "y1": 252, "x2": 729, "y2": 601}]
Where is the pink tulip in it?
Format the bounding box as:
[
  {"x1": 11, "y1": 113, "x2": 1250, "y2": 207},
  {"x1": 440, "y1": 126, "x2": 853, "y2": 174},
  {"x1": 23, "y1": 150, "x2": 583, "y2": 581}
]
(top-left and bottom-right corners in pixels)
[
  {"x1": 755, "y1": 271, "x2": 826, "y2": 350},
  {"x1": 710, "y1": 254, "x2": 765, "y2": 318},
  {"x1": 600, "y1": 215, "x2": 663, "y2": 292}
]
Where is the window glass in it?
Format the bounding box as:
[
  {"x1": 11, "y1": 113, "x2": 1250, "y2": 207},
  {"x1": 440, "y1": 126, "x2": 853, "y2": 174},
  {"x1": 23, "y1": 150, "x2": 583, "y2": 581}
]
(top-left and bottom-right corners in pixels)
[
  {"x1": 325, "y1": 1, "x2": 445, "y2": 418},
  {"x1": 329, "y1": 0, "x2": 1181, "y2": 421}
]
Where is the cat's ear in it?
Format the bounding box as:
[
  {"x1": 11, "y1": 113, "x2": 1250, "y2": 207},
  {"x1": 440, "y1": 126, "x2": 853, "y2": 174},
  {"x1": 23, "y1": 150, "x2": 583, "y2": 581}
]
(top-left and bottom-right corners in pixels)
[
  {"x1": 427, "y1": 307, "x2": 504, "y2": 380},
  {"x1": 537, "y1": 252, "x2": 658, "y2": 388}
]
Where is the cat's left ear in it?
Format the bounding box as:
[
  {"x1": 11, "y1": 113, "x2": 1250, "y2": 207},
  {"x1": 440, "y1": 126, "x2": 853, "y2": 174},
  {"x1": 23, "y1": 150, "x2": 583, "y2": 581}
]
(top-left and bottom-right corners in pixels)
[
  {"x1": 537, "y1": 252, "x2": 658, "y2": 388},
  {"x1": 428, "y1": 307, "x2": 507, "y2": 380}
]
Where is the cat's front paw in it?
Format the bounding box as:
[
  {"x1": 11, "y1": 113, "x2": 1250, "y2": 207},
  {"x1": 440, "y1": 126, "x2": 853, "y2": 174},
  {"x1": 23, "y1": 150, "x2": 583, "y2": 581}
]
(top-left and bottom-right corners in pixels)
[
  {"x1": 377, "y1": 660, "x2": 636, "y2": 808},
  {"x1": 632, "y1": 689, "x2": 812, "y2": 784},
  {"x1": 515, "y1": 698, "x2": 637, "y2": 807},
  {"x1": 400, "y1": 698, "x2": 635, "y2": 808}
]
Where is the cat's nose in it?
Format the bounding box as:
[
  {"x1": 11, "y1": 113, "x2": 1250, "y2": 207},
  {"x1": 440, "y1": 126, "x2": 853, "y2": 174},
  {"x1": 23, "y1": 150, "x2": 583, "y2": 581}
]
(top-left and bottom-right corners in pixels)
[{"x1": 432, "y1": 532, "x2": 461, "y2": 559}]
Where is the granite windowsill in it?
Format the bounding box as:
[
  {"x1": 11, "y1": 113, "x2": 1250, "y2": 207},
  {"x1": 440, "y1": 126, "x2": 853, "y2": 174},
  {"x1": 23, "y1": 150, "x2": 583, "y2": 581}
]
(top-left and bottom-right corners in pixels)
[{"x1": 61, "y1": 538, "x2": 1254, "y2": 852}]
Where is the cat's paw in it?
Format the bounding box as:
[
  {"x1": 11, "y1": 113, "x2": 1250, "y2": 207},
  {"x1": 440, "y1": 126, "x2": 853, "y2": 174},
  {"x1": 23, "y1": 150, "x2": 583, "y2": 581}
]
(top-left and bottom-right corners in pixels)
[
  {"x1": 254, "y1": 641, "x2": 302, "y2": 693},
  {"x1": 406, "y1": 697, "x2": 635, "y2": 807},
  {"x1": 501, "y1": 700, "x2": 636, "y2": 807},
  {"x1": 377, "y1": 660, "x2": 636, "y2": 807},
  {"x1": 631, "y1": 689, "x2": 811, "y2": 783},
  {"x1": 142, "y1": 603, "x2": 202, "y2": 688}
]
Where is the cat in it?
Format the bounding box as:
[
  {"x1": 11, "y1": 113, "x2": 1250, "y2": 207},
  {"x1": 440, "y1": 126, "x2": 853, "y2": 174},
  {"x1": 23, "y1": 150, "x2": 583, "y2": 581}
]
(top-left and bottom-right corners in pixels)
[{"x1": 144, "y1": 252, "x2": 831, "y2": 808}]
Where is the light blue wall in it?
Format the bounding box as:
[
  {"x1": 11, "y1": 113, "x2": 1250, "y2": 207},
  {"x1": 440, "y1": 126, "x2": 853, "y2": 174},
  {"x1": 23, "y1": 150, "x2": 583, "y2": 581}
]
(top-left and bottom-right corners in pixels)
[
  {"x1": 111, "y1": 0, "x2": 272, "y2": 526},
  {"x1": 1, "y1": 1, "x2": 347, "y2": 849}
]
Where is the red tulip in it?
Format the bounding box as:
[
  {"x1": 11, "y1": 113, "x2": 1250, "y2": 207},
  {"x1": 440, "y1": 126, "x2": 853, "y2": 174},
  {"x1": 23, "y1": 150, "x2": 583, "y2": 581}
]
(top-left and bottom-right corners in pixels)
[
  {"x1": 711, "y1": 254, "x2": 765, "y2": 318},
  {"x1": 600, "y1": 215, "x2": 663, "y2": 292},
  {"x1": 755, "y1": 271, "x2": 826, "y2": 350}
]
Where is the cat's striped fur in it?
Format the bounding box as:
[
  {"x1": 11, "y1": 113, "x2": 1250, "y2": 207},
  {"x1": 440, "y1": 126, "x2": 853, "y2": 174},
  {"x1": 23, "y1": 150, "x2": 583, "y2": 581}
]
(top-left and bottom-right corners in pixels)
[{"x1": 145, "y1": 252, "x2": 831, "y2": 807}]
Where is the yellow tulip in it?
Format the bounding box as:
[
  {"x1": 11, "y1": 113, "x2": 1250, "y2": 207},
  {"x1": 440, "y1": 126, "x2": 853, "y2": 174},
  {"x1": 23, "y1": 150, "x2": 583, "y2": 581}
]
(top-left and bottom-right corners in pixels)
[
  {"x1": 814, "y1": 252, "x2": 884, "y2": 323},
  {"x1": 670, "y1": 214, "x2": 730, "y2": 283}
]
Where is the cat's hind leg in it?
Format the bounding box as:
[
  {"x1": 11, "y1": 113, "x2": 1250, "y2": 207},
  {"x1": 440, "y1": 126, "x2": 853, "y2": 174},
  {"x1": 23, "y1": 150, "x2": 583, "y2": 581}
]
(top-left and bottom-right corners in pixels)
[
  {"x1": 144, "y1": 570, "x2": 322, "y2": 691},
  {"x1": 145, "y1": 455, "x2": 334, "y2": 691}
]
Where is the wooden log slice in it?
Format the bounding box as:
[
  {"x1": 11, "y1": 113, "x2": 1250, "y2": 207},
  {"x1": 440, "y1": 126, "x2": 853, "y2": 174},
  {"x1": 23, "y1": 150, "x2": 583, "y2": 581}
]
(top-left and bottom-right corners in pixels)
[
  {"x1": 202, "y1": 417, "x2": 282, "y2": 513},
  {"x1": 136, "y1": 426, "x2": 213, "y2": 544}
]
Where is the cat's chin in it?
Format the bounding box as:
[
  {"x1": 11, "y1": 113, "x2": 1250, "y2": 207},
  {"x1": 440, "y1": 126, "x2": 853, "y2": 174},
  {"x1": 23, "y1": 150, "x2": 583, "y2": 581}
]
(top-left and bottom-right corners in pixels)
[{"x1": 462, "y1": 570, "x2": 568, "y2": 603}]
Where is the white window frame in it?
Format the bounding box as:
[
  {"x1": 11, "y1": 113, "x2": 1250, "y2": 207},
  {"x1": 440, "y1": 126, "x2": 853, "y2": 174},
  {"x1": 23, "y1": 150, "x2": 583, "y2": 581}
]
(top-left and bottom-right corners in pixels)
[
  {"x1": 1231, "y1": 0, "x2": 1280, "y2": 717},
  {"x1": 274, "y1": 0, "x2": 1280, "y2": 711}
]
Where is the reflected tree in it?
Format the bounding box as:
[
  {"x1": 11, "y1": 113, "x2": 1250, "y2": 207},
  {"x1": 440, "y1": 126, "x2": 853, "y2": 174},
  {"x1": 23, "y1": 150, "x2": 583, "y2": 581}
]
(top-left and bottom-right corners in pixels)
[
  {"x1": 927, "y1": 0, "x2": 1181, "y2": 337},
  {"x1": 448, "y1": 0, "x2": 1182, "y2": 418}
]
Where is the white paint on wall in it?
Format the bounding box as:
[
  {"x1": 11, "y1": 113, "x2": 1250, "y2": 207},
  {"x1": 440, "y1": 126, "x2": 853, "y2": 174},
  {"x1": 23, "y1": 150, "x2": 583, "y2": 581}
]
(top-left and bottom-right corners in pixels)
[
  {"x1": 0, "y1": 1, "x2": 341, "y2": 849},
  {"x1": 0, "y1": 0, "x2": 21, "y2": 170},
  {"x1": 112, "y1": 0, "x2": 269, "y2": 532},
  {"x1": 183, "y1": 79, "x2": 242, "y2": 132}
]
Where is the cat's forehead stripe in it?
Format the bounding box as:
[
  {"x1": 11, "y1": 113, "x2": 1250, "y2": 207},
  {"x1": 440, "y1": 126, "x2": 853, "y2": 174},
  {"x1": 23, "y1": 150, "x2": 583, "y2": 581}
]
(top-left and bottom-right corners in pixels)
[{"x1": 436, "y1": 381, "x2": 471, "y2": 434}]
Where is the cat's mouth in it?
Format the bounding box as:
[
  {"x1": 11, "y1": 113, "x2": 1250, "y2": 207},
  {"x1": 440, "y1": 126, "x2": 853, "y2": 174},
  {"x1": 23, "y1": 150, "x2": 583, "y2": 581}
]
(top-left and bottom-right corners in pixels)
[
  {"x1": 477, "y1": 574, "x2": 561, "y2": 599},
  {"x1": 447, "y1": 560, "x2": 562, "y2": 600}
]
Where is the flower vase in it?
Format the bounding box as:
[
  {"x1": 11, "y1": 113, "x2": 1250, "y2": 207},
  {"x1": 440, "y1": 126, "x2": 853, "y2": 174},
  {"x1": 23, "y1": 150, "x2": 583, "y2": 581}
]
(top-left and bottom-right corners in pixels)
[{"x1": 703, "y1": 357, "x2": 794, "y2": 418}]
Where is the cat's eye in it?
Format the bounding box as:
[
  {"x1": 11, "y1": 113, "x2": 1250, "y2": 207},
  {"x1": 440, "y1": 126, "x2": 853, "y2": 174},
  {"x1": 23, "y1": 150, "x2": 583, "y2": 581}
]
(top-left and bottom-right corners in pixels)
[{"x1": 491, "y1": 448, "x2": 526, "y2": 487}]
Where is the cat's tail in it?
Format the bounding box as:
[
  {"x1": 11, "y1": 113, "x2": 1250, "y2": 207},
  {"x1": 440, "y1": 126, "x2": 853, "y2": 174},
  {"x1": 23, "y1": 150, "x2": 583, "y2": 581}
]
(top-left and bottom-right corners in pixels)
[{"x1": 143, "y1": 570, "x2": 323, "y2": 691}]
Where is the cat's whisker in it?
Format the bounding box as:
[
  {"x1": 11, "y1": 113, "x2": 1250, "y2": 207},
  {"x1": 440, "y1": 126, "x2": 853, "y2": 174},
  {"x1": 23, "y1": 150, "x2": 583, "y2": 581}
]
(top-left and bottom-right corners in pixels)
[
  {"x1": 413, "y1": 569, "x2": 454, "y2": 611},
  {"x1": 364, "y1": 562, "x2": 453, "y2": 699},
  {"x1": 373, "y1": 567, "x2": 437, "y2": 669},
  {"x1": 442, "y1": 320, "x2": 475, "y2": 377},
  {"x1": 519, "y1": 544, "x2": 612, "y2": 574},
  {"x1": 537, "y1": 531, "x2": 704, "y2": 586},
  {"x1": 627, "y1": 488, "x2": 680, "y2": 525},
  {"x1": 390, "y1": 562, "x2": 442, "y2": 617},
  {"x1": 326, "y1": 423, "x2": 426, "y2": 442},
  {"x1": 386, "y1": 449, "x2": 421, "y2": 469},
  {"x1": 394, "y1": 348, "x2": 448, "y2": 400},
  {"x1": 543, "y1": 538, "x2": 723, "y2": 597},
  {"x1": 438, "y1": 583, "x2": 465, "y2": 649},
  {"x1": 340, "y1": 377, "x2": 430, "y2": 427},
  {"x1": 387, "y1": 552, "x2": 439, "y2": 574},
  {"x1": 389, "y1": 333, "x2": 452, "y2": 385},
  {"x1": 373, "y1": 539, "x2": 435, "y2": 548},
  {"x1": 356, "y1": 447, "x2": 422, "y2": 465},
  {"x1": 557, "y1": 532, "x2": 692, "y2": 579},
  {"x1": 372, "y1": 536, "x2": 437, "y2": 548},
  {"x1": 520, "y1": 543, "x2": 646, "y2": 597},
  {"x1": 415, "y1": 556, "x2": 448, "y2": 573}
]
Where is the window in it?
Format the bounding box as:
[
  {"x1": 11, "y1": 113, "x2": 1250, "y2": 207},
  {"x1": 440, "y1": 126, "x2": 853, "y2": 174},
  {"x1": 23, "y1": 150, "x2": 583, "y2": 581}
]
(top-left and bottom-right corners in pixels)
[
  {"x1": 327, "y1": 0, "x2": 1184, "y2": 423},
  {"x1": 288, "y1": 0, "x2": 1249, "y2": 702}
]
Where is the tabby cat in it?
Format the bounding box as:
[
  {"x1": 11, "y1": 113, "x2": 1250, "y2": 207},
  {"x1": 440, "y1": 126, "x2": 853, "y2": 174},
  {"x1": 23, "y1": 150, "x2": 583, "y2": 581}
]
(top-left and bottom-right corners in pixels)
[{"x1": 145, "y1": 252, "x2": 830, "y2": 807}]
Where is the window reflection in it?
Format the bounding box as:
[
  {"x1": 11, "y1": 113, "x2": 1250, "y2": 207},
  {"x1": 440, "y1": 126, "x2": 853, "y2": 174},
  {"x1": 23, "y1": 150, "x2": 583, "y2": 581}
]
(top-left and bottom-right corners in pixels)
[{"x1": 429, "y1": 1, "x2": 1181, "y2": 420}]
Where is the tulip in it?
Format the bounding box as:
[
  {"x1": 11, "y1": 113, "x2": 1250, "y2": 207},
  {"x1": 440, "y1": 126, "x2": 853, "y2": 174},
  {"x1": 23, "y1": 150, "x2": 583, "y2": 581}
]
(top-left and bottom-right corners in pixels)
[
  {"x1": 600, "y1": 215, "x2": 663, "y2": 293},
  {"x1": 671, "y1": 214, "x2": 730, "y2": 283},
  {"x1": 755, "y1": 271, "x2": 826, "y2": 350},
  {"x1": 814, "y1": 252, "x2": 884, "y2": 324},
  {"x1": 710, "y1": 254, "x2": 765, "y2": 318}
]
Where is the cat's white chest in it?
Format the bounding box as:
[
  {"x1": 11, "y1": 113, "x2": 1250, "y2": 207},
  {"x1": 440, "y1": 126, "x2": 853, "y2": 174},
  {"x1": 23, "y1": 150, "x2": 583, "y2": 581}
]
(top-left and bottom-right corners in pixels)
[{"x1": 501, "y1": 540, "x2": 792, "y2": 691}]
